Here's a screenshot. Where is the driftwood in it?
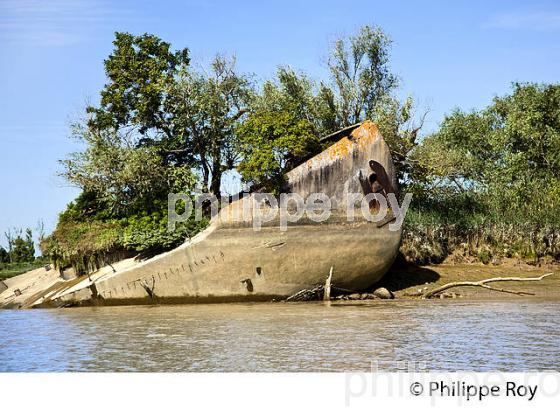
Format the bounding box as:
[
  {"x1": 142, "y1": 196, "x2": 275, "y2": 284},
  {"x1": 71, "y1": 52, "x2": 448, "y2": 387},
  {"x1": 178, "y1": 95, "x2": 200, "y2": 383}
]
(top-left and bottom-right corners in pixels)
[
  {"x1": 286, "y1": 268, "x2": 335, "y2": 302},
  {"x1": 422, "y1": 272, "x2": 555, "y2": 299},
  {"x1": 285, "y1": 285, "x2": 324, "y2": 302},
  {"x1": 323, "y1": 267, "x2": 333, "y2": 301}
]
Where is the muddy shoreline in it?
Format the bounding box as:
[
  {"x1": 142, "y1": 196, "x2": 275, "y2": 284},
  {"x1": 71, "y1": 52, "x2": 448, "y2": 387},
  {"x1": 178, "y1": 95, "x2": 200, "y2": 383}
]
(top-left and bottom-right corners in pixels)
[
  {"x1": 2, "y1": 259, "x2": 559, "y2": 309},
  {"x1": 376, "y1": 260, "x2": 560, "y2": 300}
]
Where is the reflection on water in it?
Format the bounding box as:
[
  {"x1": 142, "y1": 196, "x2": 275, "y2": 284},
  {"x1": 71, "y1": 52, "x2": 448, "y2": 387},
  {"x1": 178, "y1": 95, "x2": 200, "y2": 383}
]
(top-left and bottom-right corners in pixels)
[{"x1": 1, "y1": 300, "x2": 559, "y2": 372}]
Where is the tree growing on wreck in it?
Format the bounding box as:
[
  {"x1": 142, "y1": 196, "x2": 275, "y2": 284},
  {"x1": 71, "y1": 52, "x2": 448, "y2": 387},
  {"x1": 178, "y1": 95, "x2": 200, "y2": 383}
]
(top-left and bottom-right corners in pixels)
[
  {"x1": 87, "y1": 32, "x2": 190, "y2": 145},
  {"x1": 67, "y1": 27, "x2": 421, "y2": 204},
  {"x1": 86, "y1": 32, "x2": 253, "y2": 198},
  {"x1": 236, "y1": 110, "x2": 320, "y2": 193},
  {"x1": 44, "y1": 120, "x2": 207, "y2": 273},
  {"x1": 327, "y1": 25, "x2": 398, "y2": 127},
  {"x1": 43, "y1": 25, "x2": 429, "y2": 274},
  {"x1": 325, "y1": 26, "x2": 428, "y2": 182},
  {"x1": 237, "y1": 25, "x2": 426, "y2": 189},
  {"x1": 166, "y1": 55, "x2": 254, "y2": 196},
  {"x1": 43, "y1": 33, "x2": 254, "y2": 272}
]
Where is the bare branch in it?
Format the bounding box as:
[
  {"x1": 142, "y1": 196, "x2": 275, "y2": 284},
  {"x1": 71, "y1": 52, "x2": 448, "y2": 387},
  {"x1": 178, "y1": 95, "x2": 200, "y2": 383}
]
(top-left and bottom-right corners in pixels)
[{"x1": 422, "y1": 272, "x2": 555, "y2": 299}]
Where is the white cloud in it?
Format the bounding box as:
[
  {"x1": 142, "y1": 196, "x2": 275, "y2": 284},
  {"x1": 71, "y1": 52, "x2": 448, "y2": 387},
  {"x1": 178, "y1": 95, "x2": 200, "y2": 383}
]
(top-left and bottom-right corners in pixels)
[
  {"x1": 0, "y1": 0, "x2": 135, "y2": 47},
  {"x1": 488, "y1": 11, "x2": 560, "y2": 30}
]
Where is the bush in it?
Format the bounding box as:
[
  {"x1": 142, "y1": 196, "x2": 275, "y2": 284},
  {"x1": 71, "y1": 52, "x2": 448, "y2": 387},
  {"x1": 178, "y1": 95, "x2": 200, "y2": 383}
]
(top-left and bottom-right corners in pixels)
[{"x1": 42, "y1": 192, "x2": 208, "y2": 275}]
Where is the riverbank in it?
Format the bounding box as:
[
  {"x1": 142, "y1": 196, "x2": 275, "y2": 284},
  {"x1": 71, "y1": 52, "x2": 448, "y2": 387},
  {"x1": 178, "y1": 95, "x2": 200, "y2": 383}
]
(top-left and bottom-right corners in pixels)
[
  {"x1": 2, "y1": 257, "x2": 559, "y2": 309},
  {"x1": 378, "y1": 259, "x2": 560, "y2": 300}
]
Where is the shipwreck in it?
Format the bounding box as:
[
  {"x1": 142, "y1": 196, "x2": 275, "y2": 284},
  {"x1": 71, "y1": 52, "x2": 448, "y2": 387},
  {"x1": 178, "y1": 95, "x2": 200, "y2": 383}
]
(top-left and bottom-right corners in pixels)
[{"x1": 0, "y1": 121, "x2": 403, "y2": 308}]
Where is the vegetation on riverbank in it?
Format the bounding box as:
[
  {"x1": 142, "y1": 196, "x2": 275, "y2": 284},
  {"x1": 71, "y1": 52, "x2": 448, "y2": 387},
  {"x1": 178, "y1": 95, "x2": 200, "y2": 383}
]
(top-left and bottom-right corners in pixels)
[
  {"x1": 401, "y1": 208, "x2": 560, "y2": 266},
  {"x1": 0, "y1": 261, "x2": 45, "y2": 280},
  {"x1": 401, "y1": 83, "x2": 560, "y2": 265},
  {"x1": 0, "y1": 228, "x2": 45, "y2": 279},
  {"x1": 40, "y1": 25, "x2": 560, "y2": 275}
]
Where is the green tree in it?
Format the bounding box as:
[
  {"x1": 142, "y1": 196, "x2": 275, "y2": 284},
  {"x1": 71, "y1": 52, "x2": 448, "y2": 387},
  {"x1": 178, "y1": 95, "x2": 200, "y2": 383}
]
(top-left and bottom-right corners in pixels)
[
  {"x1": 254, "y1": 67, "x2": 339, "y2": 135},
  {"x1": 236, "y1": 110, "x2": 320, "y2": 192},
  {"x1": 0, "y1": 246, "x2": 9, "y2": 264},
  {"x1": 60, "y1": 123, "x2": 188, "y2": 215},
  {"x1": 238, "y1": 25, "x2": 421, "y2": 190},
  {"x1": 7, "y1": 229, "x2": 35, "y2": 263},
  {"x1": 88, "y1": 32, "x2": 189, "y2": 140},
  {"x1": 373, "y1": 95, "x2": 428, "y2": 183},
  {"x1": 416, "y1": 83, "x2": 560, "y2": 224},
  {"x1": 167, "y1": 55, "x2": 253, "y2": 195},
  {"x1": 328, "y1": 25, "x2": 398, "y2": 126}
]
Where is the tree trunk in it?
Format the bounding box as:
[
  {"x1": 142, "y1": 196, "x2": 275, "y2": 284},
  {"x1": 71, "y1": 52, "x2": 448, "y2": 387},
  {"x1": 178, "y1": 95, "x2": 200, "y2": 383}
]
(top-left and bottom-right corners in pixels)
[
  {"x1": 201, "y1": 160, "x2": 210, "y2": 193},
  {"x1": 210, "y1": 171, "x2": 222, "y2": 198},
  {"x1": 209, "y1": 151, "x2": 222, "y2": 197}
]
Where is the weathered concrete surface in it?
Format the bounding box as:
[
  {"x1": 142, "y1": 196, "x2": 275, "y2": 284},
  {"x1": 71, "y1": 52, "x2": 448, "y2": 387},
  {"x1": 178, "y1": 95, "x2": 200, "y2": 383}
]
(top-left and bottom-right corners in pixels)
[
  {"x1": 0, "y1": 267, "x2": 61, "y2": 309},
  {"x1": 2, "y1": 121, "x2": 403, "y2": 308},
  {"x1": 0, "y1": 258, "x2": 140, "y2": 309}
]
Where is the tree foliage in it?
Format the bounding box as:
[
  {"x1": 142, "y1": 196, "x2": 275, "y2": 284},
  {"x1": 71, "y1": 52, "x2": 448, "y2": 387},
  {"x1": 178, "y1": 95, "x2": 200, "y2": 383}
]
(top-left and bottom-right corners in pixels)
[
  {"x1": 0, "y1": 228, "x2": 42, "y2": 279},
  {"x1": 373, "y1": 96, "x2": 427, "y2": 182},
  {"x1": 72, "y1": 27, "x2": 411, "y2": 203},
  {"x1": 254, "y1": 67, "x2": 339, "y2": 135},
  {"x1": 167, "y1": 55, "x2": 253, "y2": 195},
  {"x1": 0, "y1": 246, "x2": 8, "y2": 264},
  {"x1": 61, "y1": 124, "x2": 177, "y2": 215},
  {"x1": 87, "y1": 32, "x2": 189, "y2": 137},
  {"x1": 2, "y1": 228, "x2": 35, "y2": 264},
  {"x1": 328, "y1": 25, "x2": 398, "y2": 126},
  {"x1": 236, "y1": 110, "x2": 320, "y2": 192},
  {"x1": 385, "y1": 83, "x2": 560, "y2": 264},
  {"x1": 41, "y1": 191, "x2": 207, "y2": 274},
  {"x1": 240, "y1": 25, "x2": 418, "y2": 188},
  {"x1": 413, "y1": 83, "x2": 560, "y2": 226}
]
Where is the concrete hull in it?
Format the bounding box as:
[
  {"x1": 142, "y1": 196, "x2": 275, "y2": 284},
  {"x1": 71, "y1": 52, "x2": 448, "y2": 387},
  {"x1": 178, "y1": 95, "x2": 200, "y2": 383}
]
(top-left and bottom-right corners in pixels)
[
  {"x1": 48, "y1": 219, "x2": 400, "y2": 306},
  {"x1": 1, "y1": 122, "x2": 403, "y2": 308}
]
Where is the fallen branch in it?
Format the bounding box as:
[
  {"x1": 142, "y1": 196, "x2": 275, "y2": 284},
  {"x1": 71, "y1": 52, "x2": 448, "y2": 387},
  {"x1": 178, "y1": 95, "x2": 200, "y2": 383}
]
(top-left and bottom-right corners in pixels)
[
  {"x1": 285, "y1": 285, "x2": 323, "y2": 302},
  {"x1": 286, "y1": 267, "x2": 336, "y2": 302},
  {"x1": 422, "y1": 272, "x2": 555, "y2": 299}
]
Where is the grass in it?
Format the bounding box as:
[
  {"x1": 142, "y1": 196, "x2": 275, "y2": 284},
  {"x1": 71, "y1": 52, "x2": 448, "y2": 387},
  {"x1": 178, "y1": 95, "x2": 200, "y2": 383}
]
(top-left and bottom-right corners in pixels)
[
  {"x1": 400, "y1": 204, "x2": 560, "y2": 265},
  {"x1": 0, "y1": 261, "x2": 45, "y2": 280}
]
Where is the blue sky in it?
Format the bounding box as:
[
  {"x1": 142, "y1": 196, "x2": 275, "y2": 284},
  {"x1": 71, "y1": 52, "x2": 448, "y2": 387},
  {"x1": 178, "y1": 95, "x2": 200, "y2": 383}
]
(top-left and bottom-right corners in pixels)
[{"x1": 1, "y1": 0, "x2": 559, "y2": 248}]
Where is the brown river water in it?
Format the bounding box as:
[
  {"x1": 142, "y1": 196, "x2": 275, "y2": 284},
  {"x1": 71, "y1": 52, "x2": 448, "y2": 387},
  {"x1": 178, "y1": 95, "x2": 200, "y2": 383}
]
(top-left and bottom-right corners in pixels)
[{"x1": 1, "y1": 300, "x2": 559, "y2": 372}]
